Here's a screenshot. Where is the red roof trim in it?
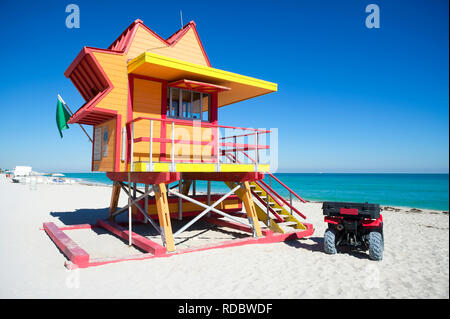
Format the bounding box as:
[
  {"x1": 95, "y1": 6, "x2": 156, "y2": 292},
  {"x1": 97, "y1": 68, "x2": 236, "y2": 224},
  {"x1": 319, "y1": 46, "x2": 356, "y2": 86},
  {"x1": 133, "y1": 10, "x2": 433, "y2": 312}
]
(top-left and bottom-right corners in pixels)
[
  {"x1": 107, "y1": 19, "x2": 211, "y2": 67},
  {"x1": 67, "y1": 49, "x2": 121, "y2": 125}
]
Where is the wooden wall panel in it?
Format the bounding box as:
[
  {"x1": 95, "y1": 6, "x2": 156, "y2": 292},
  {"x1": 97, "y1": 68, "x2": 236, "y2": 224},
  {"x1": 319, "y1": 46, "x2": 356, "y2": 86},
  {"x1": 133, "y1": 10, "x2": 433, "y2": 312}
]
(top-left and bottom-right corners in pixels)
[
  {"x1": 132, "y1": 78, "x2": 162, "y2": 163},
  {"x1": 91, "y1": 52, "x2": 128, "y2": 171},
  {"x1": 127, "y1": 26, "x2": 209, "y2": 66},
  {"x1": 92, "y1": 119, "x2": 116, "y2": 172}
]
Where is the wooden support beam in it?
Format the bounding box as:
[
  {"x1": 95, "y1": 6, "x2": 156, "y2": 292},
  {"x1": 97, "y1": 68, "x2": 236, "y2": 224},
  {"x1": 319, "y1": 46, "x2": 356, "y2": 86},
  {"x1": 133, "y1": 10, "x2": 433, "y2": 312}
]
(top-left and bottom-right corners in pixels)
[
  {"x1": 109, "y1": 182, "x2": 121, "y2": 221},
  {"x1": 153, "y1": 183, "x2": 175, "y2": 252},
  {"x1": 181, "y1": 179, "x2": 193, "y2": 195},
  {"x1": 97, "y1": 220, "x2": 166, "y2": 256},
  {"x1": 227, "y1": 181, "x2": 263, "y2": 237},
  {"x1": 43, "y1": 222, "x2": 90, "y2": 265}
]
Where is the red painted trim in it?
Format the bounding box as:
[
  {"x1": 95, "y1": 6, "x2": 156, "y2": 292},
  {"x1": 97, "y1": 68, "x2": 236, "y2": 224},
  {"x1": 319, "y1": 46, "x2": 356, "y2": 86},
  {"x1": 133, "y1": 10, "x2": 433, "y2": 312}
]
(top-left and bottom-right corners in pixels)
[
  {"x1": 134, "y1": 137, "x2": 212, "y2": 146},
  {"x1": 257, "y1": 180, "x2": 306, "y2": 219},
  {"x1": 66, "y1": 48, "x2": 119, "y2": 125},
  {"x1": 130, "y1": 116, "x2": 270, "y2": 133},
  {"x1": 106, "y1": 172, "x2": 180, "y2": 184},
  {"x1": 63, "y1": 223, "x2": 314, "y2": 269},
  {"x1": 39, "y1": 224, "x2": 99, "y2": 231},
  {"x1": 59, "y1": 224, "x2": 98, "y2": 231},
  {"x1": 168, "y1": 79, "x2": 230, "y2": 93},
  {"x1": 107, "y1": 19, "x2": 212, "y2": 67},
  {"x1": 220, "y1": 142, "x2": 270, "y2": 149},
  {"x1": 65, "y1": 46, "x2": 123, "y2": 77},
  {"x1": 126, "y1": 75, "x2": 134, "y2": 166},
  {"x1": 115, "y1": 114, "x2": 122, "y2": 172},
  {"x1": 97, "y1": 220, "x2": 166, "y2": 256},
  {"x1": 161, "y1": 81, "x2": 168, "y2": 161},
  {"x1": 127, "y1": 75, "x2": 134, "y2": 123},
  {"x1": 122, "y1": 22, "x2": 140, "y2": 52},
  {"x1": 43, "y1": 222, "x2": 90, "y2": 265},
  {"x1": 180, "y1": 172, "x2": 265, "y2": 182},
  {"x1": 189, "y1": 22, "x2": 212, "y2": 67},
  {"x1": 91, "y1": 126, "x2": 95, "y2": 171},
  {"x1": 267, "y1": 172, "x2": 307, "y2": 203}
]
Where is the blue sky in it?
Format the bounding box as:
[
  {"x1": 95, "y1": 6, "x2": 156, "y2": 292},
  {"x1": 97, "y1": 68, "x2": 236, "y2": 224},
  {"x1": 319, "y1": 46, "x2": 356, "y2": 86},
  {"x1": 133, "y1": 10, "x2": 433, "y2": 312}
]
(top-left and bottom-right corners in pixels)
[{"x1": 0, "y1": 0, "x2": 448, "y2": 173}]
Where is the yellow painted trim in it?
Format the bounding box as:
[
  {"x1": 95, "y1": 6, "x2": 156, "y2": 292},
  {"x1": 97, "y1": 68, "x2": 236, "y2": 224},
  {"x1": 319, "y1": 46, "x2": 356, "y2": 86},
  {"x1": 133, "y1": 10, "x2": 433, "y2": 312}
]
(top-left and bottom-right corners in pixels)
[
  {"x1": 133, "y1": 162, "x2": 147, "y2": 172},
  {"x1": 128, "y1": 162, "x2": 267, "y2": 173},
  {"x1": 176, "y1": 163, "x2": 216, "y2": 172},
  {"x1": 220, "y1": 164, "x2": 254, "y2": 172},
  {"x1": 128, "y1": 52, "x2": 278, "y2": 92},
  {"x1": 153, "y1": 163, "x2": 170, "y2": 172}
]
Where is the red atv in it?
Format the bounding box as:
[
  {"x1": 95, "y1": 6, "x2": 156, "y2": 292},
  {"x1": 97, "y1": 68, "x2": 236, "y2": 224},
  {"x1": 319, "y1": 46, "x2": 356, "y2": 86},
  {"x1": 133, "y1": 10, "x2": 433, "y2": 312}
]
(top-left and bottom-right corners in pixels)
[{"x1": 322, "y1": 202, "x2": 384, "y2": 261}]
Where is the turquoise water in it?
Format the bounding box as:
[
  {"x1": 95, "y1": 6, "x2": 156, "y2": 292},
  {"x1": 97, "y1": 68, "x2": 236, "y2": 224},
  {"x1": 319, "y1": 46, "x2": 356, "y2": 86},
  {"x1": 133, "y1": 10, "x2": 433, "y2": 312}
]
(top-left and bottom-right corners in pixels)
[{"x1": 62, "y1": 173, "x2": 449, "y2": 211}]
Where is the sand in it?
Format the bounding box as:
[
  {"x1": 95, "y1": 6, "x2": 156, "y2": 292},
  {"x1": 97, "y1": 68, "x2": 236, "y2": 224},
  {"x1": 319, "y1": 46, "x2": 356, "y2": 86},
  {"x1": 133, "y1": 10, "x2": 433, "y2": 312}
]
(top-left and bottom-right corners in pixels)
[{"x1": 0, "y1": 174, "x2": 448, "y2": 299}]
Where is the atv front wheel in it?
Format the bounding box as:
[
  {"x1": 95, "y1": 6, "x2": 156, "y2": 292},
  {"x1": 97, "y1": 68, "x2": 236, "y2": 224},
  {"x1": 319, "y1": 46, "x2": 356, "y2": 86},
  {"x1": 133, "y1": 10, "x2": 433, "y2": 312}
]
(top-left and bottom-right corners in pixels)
[
  {"x1": 368, "y1": 231, "x2": 383, "y2": 261},
  {"x1": 324, "y1": 228, "x2": 338, "y2": 254}
]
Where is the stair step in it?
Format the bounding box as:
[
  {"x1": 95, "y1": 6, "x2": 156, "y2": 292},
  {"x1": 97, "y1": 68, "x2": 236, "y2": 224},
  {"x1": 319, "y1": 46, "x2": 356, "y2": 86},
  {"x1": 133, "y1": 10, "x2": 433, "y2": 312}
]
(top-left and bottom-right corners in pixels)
[
  {"x1": 253, "y1": 190, "x2": 263, "y2": 194},
  {"x1": 259, "y1": 196, "x2": 276, "y2": 204},
  {"x1": 277, "y1": 221, "x2": 298, "y2": 227},
  {"x1": 272, "y1": 208, "x2": 283, "y2": 212}
]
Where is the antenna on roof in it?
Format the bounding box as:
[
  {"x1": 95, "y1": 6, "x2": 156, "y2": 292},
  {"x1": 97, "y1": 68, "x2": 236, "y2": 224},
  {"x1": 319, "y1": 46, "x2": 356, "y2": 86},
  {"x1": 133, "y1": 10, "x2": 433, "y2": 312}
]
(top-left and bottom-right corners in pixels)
[{"x1": 180, "y1": 10, "x2": 183, "y2": 28}]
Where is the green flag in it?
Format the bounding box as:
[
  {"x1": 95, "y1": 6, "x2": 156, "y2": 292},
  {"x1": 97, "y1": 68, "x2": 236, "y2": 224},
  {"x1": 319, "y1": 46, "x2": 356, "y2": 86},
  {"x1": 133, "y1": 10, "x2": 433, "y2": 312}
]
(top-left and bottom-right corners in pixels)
[{"x1": 56, "y1": 99, "x2": 71, "y2": 138}]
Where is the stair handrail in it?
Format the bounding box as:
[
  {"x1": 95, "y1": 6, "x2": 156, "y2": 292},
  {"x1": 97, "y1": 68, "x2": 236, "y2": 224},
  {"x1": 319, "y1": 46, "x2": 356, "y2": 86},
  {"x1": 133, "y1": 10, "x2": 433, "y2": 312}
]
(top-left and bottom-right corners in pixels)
[
  {"x1": 252, "y1": 180, "x2": 284, "y2": 207},
  {"x1": 256, "y1": 179, "x2": 307, "y2": 219},
  {"x1": 241, "y1": 150, "x2": 307, "y2": 204},
  {"x1": 250, "y1": 188, "x2": 284, "y2": 223},
  {"x1": 267, "y1": 172, "x2": 307, "y2": 203}
]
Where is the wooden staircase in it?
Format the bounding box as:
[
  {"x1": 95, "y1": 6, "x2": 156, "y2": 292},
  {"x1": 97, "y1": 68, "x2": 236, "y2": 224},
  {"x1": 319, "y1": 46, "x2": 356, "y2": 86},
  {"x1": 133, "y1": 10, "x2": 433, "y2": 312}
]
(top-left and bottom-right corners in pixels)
[
  {"x1": 249, "y1": 181, "x2": 308, "y2": 233},
  {"x1": 225, "y1": 178, "x2": 308, "y2": 234}
]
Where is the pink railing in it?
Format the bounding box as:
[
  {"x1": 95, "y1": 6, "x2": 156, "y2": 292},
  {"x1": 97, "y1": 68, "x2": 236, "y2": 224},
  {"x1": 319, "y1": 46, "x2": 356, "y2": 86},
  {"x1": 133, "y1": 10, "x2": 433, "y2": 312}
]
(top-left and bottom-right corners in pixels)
[{"x1": 126, "y1": 117, "x2": 271, "y2": 168}]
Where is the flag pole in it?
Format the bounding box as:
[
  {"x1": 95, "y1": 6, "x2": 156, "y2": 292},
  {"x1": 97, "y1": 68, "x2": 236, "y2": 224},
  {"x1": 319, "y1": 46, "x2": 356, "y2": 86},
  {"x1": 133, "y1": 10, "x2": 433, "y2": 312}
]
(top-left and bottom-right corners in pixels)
[{"x1": 57, "y1": 94, "x2": 93, "y2": 143}]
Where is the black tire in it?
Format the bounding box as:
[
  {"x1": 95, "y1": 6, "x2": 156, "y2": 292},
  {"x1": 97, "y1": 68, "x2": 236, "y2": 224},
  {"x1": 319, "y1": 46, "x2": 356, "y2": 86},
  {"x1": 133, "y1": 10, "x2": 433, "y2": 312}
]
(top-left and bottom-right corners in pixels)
[
  {"x1": 368, "y1": 231, "x2": 383, "y2": 261},
  {"x1": 324, "y1": 228, "x2": 338, "y2": 254}
]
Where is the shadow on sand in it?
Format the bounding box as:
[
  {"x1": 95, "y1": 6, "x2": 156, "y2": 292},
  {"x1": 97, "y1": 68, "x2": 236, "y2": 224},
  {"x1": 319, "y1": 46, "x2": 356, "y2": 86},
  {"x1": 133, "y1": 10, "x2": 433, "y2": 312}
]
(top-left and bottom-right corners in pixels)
[
  {"x1": 49, "y1": 207, "x2": 250, "y2": 244},
  {"x1": 284, "y1": 236, "x2": 372, "y2": 260}
]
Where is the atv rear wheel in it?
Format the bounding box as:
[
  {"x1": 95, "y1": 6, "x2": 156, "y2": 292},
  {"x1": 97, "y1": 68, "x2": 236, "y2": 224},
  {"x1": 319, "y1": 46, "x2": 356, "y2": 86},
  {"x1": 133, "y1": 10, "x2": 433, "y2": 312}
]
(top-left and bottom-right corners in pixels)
[
  {"x1": 368, "y1": 231, "x2": 383, "y2": 261},
  {"x1": 324, "y1": 228, "x2": 338, "y2": 254}
]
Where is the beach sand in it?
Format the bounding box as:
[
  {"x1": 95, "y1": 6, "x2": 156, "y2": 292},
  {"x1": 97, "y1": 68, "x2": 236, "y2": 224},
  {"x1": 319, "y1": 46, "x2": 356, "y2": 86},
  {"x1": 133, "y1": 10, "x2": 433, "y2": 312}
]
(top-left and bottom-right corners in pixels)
[{"x1": 0, "y1": 174, "x2": 448, "y2": 299}]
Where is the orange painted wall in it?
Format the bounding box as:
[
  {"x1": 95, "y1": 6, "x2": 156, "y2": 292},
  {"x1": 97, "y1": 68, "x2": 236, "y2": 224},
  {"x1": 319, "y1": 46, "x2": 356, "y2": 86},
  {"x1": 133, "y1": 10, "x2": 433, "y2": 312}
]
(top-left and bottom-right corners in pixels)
[
  {"x1": 132, "y1": 78, "x2": 162, "y2": 163},
  {"x1": 92, "y1": 118, "x2": 116, "y2": 171},
  {"x1": 91, "y1": 52, "x2": 128, "y2": 172},
  {"x1": 127, "y1": 26, "x2": 209, "y2": 66},
  {"x1": 131, "y1": 77, "x2": 215, "y2": 163}
]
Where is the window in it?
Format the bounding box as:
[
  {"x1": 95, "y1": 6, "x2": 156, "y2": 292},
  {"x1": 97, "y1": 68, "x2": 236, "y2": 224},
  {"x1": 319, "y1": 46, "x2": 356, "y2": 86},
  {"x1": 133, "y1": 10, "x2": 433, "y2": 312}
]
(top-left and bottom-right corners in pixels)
[{"x1": 167, "y1": 87, "x2": 210, "y2": 121}]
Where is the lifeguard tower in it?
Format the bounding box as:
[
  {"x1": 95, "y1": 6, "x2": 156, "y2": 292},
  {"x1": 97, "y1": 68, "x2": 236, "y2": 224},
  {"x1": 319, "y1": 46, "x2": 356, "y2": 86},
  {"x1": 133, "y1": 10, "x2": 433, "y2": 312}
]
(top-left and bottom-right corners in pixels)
[{"x1": 44, "y1": 19, "x2": 313, "y2": 268}]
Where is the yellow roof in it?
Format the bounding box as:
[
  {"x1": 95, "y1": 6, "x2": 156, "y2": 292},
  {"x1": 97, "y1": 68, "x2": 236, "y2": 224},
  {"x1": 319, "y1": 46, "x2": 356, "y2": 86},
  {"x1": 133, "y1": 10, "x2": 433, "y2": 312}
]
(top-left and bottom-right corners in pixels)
[{"x1": 128, "y1": 52, "x2": 278, "y2": 107}]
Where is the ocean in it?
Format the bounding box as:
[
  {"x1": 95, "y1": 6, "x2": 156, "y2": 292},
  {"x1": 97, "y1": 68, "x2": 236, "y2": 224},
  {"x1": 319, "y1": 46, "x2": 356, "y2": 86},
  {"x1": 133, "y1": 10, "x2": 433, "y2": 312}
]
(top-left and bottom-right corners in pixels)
[{"x1": 62, "y1": 173, "x2": 449, "y2": 211}]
